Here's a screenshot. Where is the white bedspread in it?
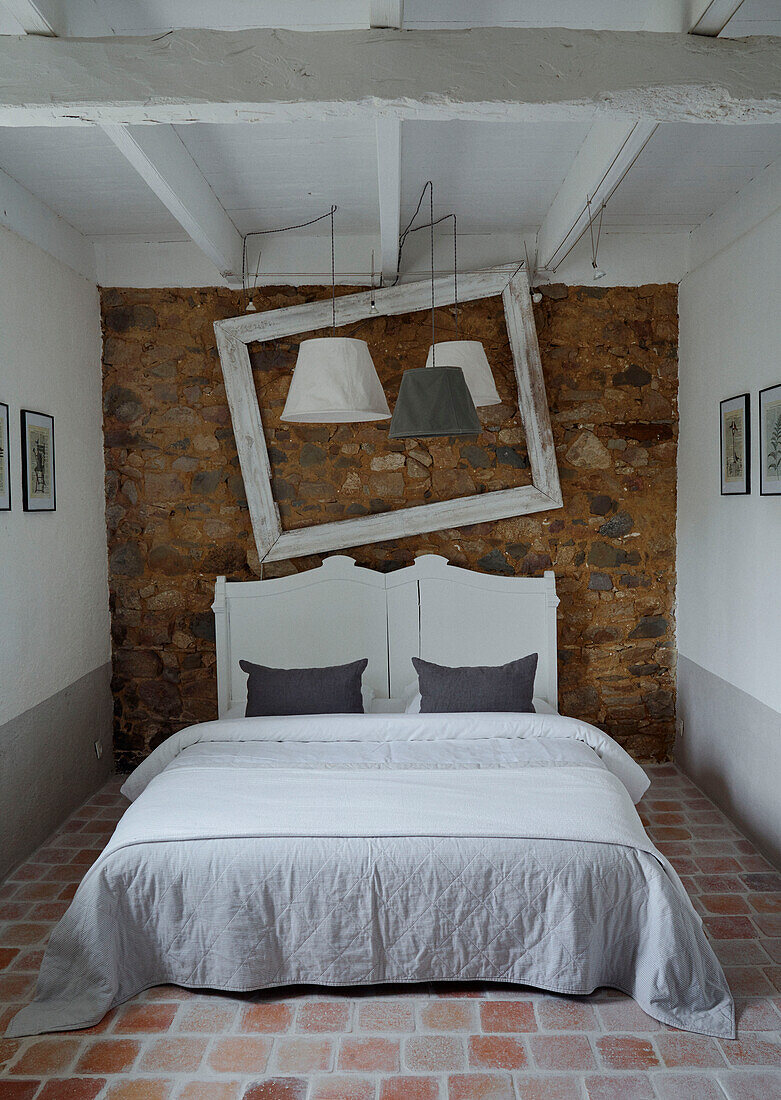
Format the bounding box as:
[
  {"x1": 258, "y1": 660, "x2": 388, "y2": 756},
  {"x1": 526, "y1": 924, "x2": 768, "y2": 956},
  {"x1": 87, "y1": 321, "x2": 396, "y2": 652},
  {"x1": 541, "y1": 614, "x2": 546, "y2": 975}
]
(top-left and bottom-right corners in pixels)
[{"x1": 8, "y1": 713, "x2": 734, "y2": 1039}]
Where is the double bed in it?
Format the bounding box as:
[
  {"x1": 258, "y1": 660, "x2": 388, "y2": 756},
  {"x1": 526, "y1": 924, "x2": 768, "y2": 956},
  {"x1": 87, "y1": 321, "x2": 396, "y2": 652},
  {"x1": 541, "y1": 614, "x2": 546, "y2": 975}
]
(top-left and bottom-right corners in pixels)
[{"x1": 7, "y1": 555, "x2": 734, "y2": 1039}]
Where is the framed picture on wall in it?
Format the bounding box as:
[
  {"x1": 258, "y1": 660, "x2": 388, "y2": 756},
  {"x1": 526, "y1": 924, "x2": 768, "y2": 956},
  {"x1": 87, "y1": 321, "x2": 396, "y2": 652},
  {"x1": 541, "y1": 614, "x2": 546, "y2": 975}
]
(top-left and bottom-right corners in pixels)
[
  {"x1": 0, "y1": 402, "x2": 10, "y2": 511},
  {"x1": 21, "y1": 409, "x2": 56, "y2": 511},
  {"x1": 720, "y1": 393, "x2": 750, "y2": 495},
  {"x1": 760, "y1": 383, "x2": 781, "y2": 496}
]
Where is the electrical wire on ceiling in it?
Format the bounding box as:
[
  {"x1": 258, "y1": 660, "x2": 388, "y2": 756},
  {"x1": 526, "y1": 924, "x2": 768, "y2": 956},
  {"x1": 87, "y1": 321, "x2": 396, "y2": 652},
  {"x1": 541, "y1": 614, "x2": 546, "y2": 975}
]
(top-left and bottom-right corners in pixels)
[{"x1": 241, "y1": 206, "x2": 337, "y2": 311}]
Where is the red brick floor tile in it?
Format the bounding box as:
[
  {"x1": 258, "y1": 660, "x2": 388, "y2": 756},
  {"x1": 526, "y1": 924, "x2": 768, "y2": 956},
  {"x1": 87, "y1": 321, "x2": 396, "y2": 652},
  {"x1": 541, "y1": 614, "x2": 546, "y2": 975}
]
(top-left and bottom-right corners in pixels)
[
  {"x1": 716, "y1": 941, "x2": 771, "y2": 965},
  {"x1": 339, "y1": 1036, "x2": 398, "y2": 1072},
  {"x1": 701, "y1": 894, "x2": 751, "y2": 914},
  {"x1": 0, "y1": 1084, "x2": 41, "y2": 1100},
  {"x1": 656, "y1": 1031, "x2": 726, "y2": 1066},
  {"x1": 448, "y1": 1074, "x2": 514, "y2": 1100},
  {"x1": 103, "y1": 1082, "x2": 172, "y2": 1100},
  {"x1": 243, "y1": 1080, "x2": 308, "y2": 1100},
  {"x1": 514, "y1": 1078, "x2": 582, "y2": 1100},
  {"x1": 697, "y1": 857, "x2": 743, "y2": 874},
  {"x1": 748, "y1": 894, "x2": 781, "y2": 913},
  {"x1": 652, "y1": 1075, "x2": 728, "y2": 1100},
  {"x1": 240, "y1": 1002, "x2": 294, "y2": 1032},
  {"x1": 419, "y1": 1000, "x2": 476, "y2": 1031},
  {"x1": 0, "y1": 949, "x2": 20, "y2": 969},
  {"x1": 719, "y1": 1035, "x2": 781, "y2": 1065},
  {"x1": 595, "y1": 1034, "x2": 659, "y2": 1069},
  {"x1": 479, "y1": 1000, "x2": 536, "y2": 1032},
  {"x1": 275, "y1": 1037, "x2": 332, "y2": 1073},
  {"x1": 380, "y1": 1077, "x2": 440, "y2": 1100},
  {"x1": 703, "y1": 915, "x2": 758, "y2": 939},
  {"x1": 595, "y1": 997, "x2": 659, "y2": 1031},
  {"x1": 404, "y1": 1035, "x2": 464, "y2": 1072},
  {"x1": 114, "y1": 1002, "x2": 178, "y2": 1032},
  {"x1": 468, "y1": 1034, "x2": 527, "y2": 1069},
  {"x1": 37, "y1": 1082, "x2": 106, "y2": 1100},
  {"x1": 357, "y1": 1000, "x2": 414, "y2": 1031},
  {"x1": 8, "y1": 1037, "x2": 80, "y2": 1075},
  {"x1": 535, "y1": 997, "x2": 598, "y2": 1030},
  {"x1": 76, "y1": 1039, "x2": 140, "y2": 1074},
  {"x1": 719, "y1": 1071, "x2": 781, "y2": 1099},
  {"x1": 530, "y1": 1033, "x2": 595, "y2": 1070},
  {"x1": 0, "y1": 973, "x2": 36, "y2": 1000},
  {"x1": 723, "y1": 967, "x2": 775, "y2": 996},
  {"x1": 176, "y1": 1084, "x2": 241, "y2": 1100},
  {"x1": 583, "y1": 1075, "x2": 655, "y2": 1099},
  {"x1": 735, "y1": 998, "x2": 781, "y2": 1031},
  {"x1": 310, "y1": 1078, "x2": 376, "y2": 1100},
  {"x1": 208, "y1": 1037, "x2": 273, "y2": 1074},
  {"x1": 0, "y1": 1038, "x2": 20, "y2": 1071},
  {"x1": 741, "y1": 873, "x2": 781, "y2": 892},
  {"x1": 296, "y1": 1000, "x2": 350, "y2": 1032},
  {"x1": 174, "y1": 1000, "x2": 237, "y2": 1033},
  {"x1": 138, "y1": 1036, "x2": 207, "y2": 1072}
]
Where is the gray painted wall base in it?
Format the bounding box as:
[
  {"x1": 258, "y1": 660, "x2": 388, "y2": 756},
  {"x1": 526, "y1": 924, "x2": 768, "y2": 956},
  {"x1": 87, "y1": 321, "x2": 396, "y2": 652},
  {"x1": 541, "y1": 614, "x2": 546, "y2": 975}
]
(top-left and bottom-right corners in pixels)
[
  {"x1": 676, "y1": 655, "x2": 781, "y2": 869},
  {"x1": 0, "y1": 662, "x2": 113, "y2": 880}
]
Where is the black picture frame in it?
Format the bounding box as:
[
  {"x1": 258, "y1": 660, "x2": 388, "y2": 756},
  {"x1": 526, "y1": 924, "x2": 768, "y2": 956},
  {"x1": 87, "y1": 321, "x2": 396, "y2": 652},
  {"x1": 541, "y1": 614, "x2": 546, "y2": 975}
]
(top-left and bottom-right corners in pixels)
[
  {"x1": 759, "y1": 383, "x2": 781, "y2": 496},
  {"x1": 720, "y1": 393, "x2": 751, "y2": 496},
  {"x1": 0, "y1": 402, "x2": 10, "y2": 511},
  {"x1": 20, "y1": 408, "x2": 56, "y2": 512}
]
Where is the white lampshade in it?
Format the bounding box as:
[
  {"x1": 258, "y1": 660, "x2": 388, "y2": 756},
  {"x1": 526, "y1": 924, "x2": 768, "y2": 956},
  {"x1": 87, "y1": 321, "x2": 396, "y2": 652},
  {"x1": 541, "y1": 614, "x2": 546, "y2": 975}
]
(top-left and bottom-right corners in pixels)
[
  {"x1": 281, "y1": 337, "x2": 391, "y2": 423},
  {"x1": 424, "y1": 341, "x2": 501, "y2": 406}
]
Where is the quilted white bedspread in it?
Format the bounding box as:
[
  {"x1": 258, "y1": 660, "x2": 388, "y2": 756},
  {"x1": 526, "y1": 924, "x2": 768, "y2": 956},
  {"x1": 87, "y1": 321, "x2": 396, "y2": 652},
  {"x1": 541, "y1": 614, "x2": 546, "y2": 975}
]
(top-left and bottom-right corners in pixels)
[{"x1": 8, "y1": 713, "x2": 734, "y2": 1038}]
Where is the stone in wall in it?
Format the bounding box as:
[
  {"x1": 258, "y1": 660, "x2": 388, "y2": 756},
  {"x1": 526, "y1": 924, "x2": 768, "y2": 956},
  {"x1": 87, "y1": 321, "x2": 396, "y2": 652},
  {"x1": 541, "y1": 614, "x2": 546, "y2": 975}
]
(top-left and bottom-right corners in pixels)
[{"x1": 101, "y1": 282, "x2": 678, "y2": 769}]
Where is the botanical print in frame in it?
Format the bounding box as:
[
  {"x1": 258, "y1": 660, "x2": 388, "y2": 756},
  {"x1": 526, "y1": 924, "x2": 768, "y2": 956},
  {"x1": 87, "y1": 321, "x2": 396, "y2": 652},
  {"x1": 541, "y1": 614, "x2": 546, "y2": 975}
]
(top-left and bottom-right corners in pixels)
[
  {"x1": 720, "y1": 393, "x2": 750, "y2": 496},
  {"x1": 21, "y1": 409, "x2": 56, "y2": 511},
  {"x1": 0, "y1": 402, "x2": 10, "y2": 511},
  {"x1": 760, "y1": 383, "x2": 781, "y2": 496}
]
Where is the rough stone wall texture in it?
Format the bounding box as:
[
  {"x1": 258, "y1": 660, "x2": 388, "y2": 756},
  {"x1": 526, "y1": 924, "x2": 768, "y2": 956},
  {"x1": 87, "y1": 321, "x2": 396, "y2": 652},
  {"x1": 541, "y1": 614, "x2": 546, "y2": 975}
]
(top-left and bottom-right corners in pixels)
[{"x1": 101, "y1": 283, "x2": 678, "y2": 770}]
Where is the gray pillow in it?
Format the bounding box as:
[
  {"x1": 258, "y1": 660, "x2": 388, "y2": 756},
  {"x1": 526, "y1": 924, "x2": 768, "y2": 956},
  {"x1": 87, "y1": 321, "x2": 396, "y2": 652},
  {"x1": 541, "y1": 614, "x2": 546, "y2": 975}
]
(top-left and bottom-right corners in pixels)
[
  {"x1": 239, "y1": 657, "x2": 368, "y2": 717},
  {"x1": 411, "y1": 653, "x2": 538, "y2": 713}
]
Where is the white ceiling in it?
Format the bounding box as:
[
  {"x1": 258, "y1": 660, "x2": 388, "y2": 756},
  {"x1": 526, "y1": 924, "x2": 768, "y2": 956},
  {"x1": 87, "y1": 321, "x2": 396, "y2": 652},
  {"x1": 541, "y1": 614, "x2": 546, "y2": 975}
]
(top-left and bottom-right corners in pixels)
[
  {"x1": 0, "y1": 0, "x2": 779, "y2": 283},
  {"x1": 1, "y1": 0, "x2": 778, "y2": 35}
]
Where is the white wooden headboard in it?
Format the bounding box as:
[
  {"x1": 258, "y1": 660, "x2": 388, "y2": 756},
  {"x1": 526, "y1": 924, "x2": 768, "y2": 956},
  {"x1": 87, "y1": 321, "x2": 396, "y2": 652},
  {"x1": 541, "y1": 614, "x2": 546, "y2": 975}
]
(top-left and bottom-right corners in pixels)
[{"x1": 212, "y1": 555, "x2": 559, "y2": 715}]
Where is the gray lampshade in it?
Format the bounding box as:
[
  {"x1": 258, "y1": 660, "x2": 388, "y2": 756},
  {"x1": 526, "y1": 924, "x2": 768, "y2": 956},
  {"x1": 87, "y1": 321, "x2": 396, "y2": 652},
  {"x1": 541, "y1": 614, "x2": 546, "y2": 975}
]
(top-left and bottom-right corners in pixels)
[{"x1": 388, "y1": 367, "x2": 481, "y2": 439}]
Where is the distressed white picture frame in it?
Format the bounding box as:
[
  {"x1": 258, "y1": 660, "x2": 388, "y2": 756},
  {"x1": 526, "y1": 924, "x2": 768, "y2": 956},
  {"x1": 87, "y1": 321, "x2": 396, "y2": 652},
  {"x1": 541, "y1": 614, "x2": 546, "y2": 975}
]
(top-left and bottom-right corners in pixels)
[{"x1": 213, "y1": 266, "x2": 562, "y2": 563}]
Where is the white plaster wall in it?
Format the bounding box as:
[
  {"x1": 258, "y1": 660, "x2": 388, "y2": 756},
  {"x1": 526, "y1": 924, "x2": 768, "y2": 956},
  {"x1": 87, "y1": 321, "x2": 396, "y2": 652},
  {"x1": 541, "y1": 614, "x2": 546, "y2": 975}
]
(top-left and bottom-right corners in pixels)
[
  {"x1": 677, "y1": 205, "x2": 781, "y2": 715},
  {"x1": 0, "y1": 225, "x2": 110, "y2": 726}
]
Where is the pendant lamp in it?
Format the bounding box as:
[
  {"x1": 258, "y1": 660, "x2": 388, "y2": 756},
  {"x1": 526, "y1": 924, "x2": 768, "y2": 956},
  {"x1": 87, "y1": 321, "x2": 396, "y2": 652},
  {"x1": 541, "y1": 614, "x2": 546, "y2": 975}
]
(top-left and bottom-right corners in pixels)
[
  {"x1": 389, "y1": 183, "x2": 481, "y2": 440},
  {"x1": 424, "y1": 341, "x2": 500, "y2": 406},
  {"x1": 281, "y1": 207, "x2": 390, "y2": 424}
]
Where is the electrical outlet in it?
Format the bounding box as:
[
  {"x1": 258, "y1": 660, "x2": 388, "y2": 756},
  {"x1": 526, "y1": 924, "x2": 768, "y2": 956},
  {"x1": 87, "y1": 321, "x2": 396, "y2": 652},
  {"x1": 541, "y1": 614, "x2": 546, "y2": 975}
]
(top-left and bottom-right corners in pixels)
[
  {"x1": 675, "y1": 717, "x2": 685, "y2": 741},
  {"x1": 94, "y1": 740, "x2": 103, "y2": 760}
]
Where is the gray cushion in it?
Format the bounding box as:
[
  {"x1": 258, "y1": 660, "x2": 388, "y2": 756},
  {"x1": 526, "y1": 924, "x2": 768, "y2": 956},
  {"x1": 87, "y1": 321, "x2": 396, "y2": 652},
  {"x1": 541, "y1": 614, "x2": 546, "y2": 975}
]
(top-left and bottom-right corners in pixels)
[
  {"x1": 239, "y1": 657, "x2": 368, "y2": 717},
  {"x1": 411, "y1": 653, "x2": 538, "y2": 713}
]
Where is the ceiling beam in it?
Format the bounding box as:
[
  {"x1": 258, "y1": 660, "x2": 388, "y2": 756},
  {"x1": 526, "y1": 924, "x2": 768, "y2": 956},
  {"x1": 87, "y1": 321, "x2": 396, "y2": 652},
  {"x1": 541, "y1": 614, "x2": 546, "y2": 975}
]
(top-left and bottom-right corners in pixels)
[
  {"x1": 101, "y1": 124, "x2": 244, "y2": 279},
  {"x1": 369, "y1": 0, "x2": 404, "y2": 29},
  {"x1": 0, "y1": 165, "x2": 95, "y2": 280},
  {"x1": 375, "y1": 116, "x2": 402, "y2": 283},
  {"x1": 1, "y1": 28, "x2": 779, "y2": 126},
  {"x1": 689, "y1": 0, "x2": 747, "y2": 37},
  {"x1": 0, "y1": 0, "x2": 55, "y2": 34},
  {"x1": 536, "y1": 118, "x2": 657, "y2": 272}
]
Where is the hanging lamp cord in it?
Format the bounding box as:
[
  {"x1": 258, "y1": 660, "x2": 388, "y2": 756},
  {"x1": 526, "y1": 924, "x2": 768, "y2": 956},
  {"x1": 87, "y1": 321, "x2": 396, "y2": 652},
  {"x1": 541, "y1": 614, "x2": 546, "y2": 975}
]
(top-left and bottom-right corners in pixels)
[
  {"x1": 429, "y1": 182, "x2": 435, "y2": 367},
  {"x1": 241, "y1": 205, "x2": 338, "y2": 310},
  {"x1": 331, "y1": 205, "x2": 336, "y2": 336}
]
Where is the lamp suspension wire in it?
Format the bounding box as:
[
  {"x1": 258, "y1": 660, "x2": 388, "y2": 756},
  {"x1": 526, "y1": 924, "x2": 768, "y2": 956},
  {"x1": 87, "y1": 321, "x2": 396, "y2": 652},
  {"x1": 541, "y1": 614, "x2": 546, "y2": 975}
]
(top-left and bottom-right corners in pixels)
[
  {"x1": 429, "y1": 181, "x2": 435, "y2": 367},
  {"x1": 330, "y1": 204, "x2": 336, "y2": 336},
  {"x1": 241, "y1": 205, "x2": 339, "y2": 309},
  {"x1": 586, "y1": 195, "x2": 606, "y2": 271}
]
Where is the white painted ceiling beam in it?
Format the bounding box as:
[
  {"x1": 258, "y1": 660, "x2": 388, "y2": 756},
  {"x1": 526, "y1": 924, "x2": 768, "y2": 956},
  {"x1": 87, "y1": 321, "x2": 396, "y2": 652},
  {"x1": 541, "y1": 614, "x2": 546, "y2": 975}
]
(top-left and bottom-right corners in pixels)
[
  {"x1": 689, "y1": 0, "x2": 747, "y2": 36},
  {"x1": 0, "y1": 0, "x2": 55, "y2": 34},
  {"x1": 1, "y1": 28, "x2": 779, "y2": 126},
  {"x1": 536, "y1": 118, "x2": 657, "y2": 272},
  {"x1": 100, "y1": 124, "x2": 244, "y2": 279},
  {"x1": 369, "y1": 0, "x2": 404, "y2": 29},
  {"x1": 375, "y1": 116, "x2": 402, "y2": 283},
  {"x1": 0, "y1": 165, "x2": 95, "y2": 279}
]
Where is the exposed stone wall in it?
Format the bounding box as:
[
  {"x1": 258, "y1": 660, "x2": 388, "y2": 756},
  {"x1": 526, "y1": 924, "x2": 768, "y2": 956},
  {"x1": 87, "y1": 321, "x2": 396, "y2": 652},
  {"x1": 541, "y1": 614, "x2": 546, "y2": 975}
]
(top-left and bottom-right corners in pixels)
[{"x1": 101, "y1": 283, "x2": 678, "y2": 769}]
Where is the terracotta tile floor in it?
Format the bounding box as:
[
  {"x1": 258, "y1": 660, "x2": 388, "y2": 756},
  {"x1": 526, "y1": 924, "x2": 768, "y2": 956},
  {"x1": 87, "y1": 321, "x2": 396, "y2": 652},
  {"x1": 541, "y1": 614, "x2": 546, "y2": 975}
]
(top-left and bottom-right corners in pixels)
[{"x1": 1, "y1": 764, "x2": 780, "y2": 1099}]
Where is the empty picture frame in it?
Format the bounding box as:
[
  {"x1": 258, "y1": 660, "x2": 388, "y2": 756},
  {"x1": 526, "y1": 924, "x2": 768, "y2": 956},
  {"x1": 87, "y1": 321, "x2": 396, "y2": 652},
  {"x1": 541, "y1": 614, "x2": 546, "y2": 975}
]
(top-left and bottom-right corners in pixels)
[
  {"x1": 21, "y1": 408, "x2": 56, "y2": 511},
  {"x1": 760, "y1": 383, "x2": 781, "y2": 496},
  {"x1": 0, "y1": 402, "x2": 9, "y2": 511},
  {"x1": 214, "y1": 266, "x2": 562, "y2": 563},
  {"x1": 720, "y1": 393, "x2": 750, "y2": 496}
]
